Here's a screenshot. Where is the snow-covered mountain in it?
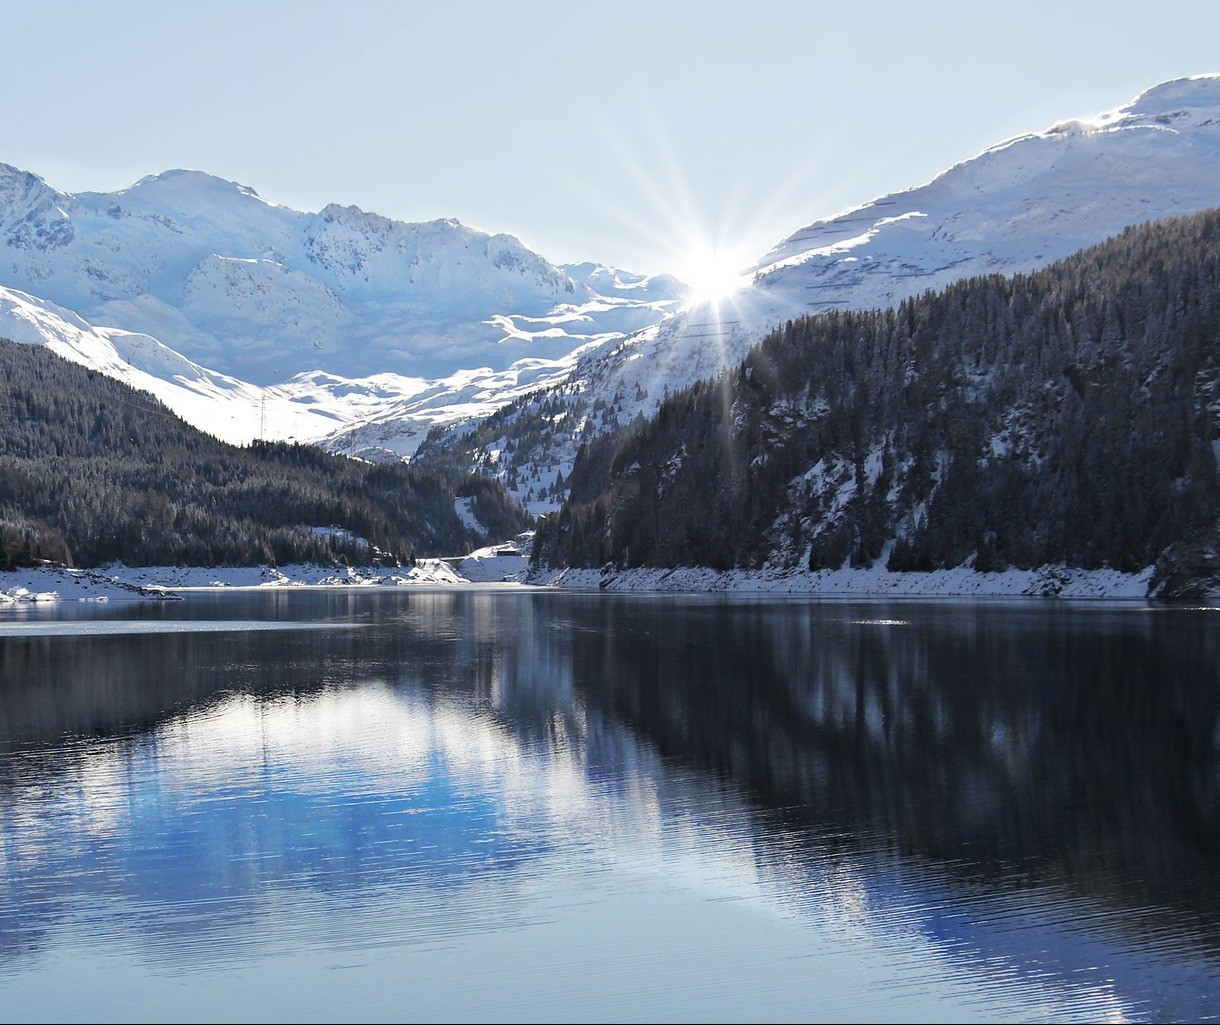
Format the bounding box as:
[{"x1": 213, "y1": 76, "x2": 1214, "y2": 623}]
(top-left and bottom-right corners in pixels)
[
  {"x1": 4, "y1": 75, "x2": 1220, "y2": 501},
  {"x1": 0, "y1": 165, "x2": 685, "y2": 451},
  {"x1": 0, "y1": 165, "x2": 610, "y2": 381},
  {"x1": 419, "y1": 74, "x2": 1220, "y2": 512},
  {"x1": 582, "y1": 75, "x2": 1220, "y2": 418}
]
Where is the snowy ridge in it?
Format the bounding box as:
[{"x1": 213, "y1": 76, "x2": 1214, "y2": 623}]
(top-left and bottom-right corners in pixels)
[
  {"x1": 0, "y1": 284, "x2": 270, "y2": 437},
  {"x1": 752, "y1": 75, "x2": 1220, "y2": 298},
  {"x1": 314, "y1": 355, "x2": 585, "y2": 460},
  {"x1": 0, "y1": 284, "x2": 361, "y2": 446}
]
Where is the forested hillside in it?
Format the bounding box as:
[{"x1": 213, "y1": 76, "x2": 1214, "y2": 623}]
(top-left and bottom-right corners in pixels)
[
  {"x1": 534, "y1": 211, "x2": 1220, "y2": 593},
  {"x1": 0, "y1": 340, "x2": 530, "y2": 569}
]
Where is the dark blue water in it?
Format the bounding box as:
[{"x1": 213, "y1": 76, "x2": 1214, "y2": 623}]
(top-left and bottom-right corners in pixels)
[{"x1": 1, "y1": 589, "x2": 1218, "y2": 1022}]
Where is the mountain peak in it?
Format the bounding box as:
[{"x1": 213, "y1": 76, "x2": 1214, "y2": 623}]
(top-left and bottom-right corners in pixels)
[
  {"x1": 0, "y1": 161, "x2": 52, "y2": 188},
  {"x1": 0, "y1": 162, "x2": 65, "y2": 209},
  {"x1": 119, "y1": 169, "x2": 267, "y2": 208}
]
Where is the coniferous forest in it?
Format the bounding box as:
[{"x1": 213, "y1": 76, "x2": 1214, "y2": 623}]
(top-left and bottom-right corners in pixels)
[
  {"x1": 534, "y1": 210, "x2": 1220, "y2": 591},
  {"x1": 0, "y1": 340, "x2": 530, "y2": 570}
]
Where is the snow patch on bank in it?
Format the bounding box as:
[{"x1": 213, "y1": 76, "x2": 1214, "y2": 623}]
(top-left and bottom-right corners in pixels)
[
  {"x1": 1, "y1": 559, "x2": 469, "y2": 604},
  {"x1": 456, "y1": 543, "x2": 530, "y2": 583},
  {"x1": 528, "y1": 563, "x2": 1156, "y2": 599},
  {"x1": 0, "y1": 565, "x2": 181, "y2": 603}
]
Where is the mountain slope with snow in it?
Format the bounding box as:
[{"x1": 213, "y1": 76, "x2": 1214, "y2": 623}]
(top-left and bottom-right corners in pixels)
[
  {"x1": 0, "y1": 165, "x2": 685, "y2": 385},
  {"x1": 418, "y1": 75, "x2": 1220, "y2": 511},
  {"x1": 593, "y1": 75, "x2": 1220, "y2": 411}
]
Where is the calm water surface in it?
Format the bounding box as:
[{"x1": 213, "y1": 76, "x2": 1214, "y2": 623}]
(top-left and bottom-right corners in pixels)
[{"x1": 0, "y1": 588, "x2": 1218, "y2": 1022}]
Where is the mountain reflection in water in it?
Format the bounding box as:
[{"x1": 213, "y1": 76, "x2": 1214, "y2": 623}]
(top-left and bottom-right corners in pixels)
[{"x1": 0, "y1": 590, "x2": 1217, "y2": 1022}]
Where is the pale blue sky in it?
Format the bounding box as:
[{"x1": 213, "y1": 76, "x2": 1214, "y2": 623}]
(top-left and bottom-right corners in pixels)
[{"x1": 5, "y1": 0, "x2": 1218, "y2": 275}]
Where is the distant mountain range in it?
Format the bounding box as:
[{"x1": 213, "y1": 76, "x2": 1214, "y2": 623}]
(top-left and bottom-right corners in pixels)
[
  {"x1": 0, "y1": 166, "x2": 685, "y2": 458},
  {"x1": 0, "y1": 163, "x2": 688, "y2": 382},
  {"x1": 2, "y1": 75, "x2": 1220, "y2": 524}
]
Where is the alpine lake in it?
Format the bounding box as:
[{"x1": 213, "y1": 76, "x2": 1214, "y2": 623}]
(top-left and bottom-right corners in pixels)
[{"x1": 0, "y1": 586, "x2": 1218, "y2": 1023}]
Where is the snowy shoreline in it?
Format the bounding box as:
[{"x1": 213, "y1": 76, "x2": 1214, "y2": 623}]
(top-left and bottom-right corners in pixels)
[
  {"x1": 0, "y1": 557, "x2": 1172, "y2": 606},
  {"x1": 526, "y1": 563, "x2": 1158, "y2": 600},
  {"x1": 0, "y1": 560, "x2": 471, "y2": 605}
]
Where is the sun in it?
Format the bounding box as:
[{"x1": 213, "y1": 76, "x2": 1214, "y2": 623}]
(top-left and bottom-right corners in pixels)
[{"x1": 679, "y1": 244, "x2": 751, "y2": 304}]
